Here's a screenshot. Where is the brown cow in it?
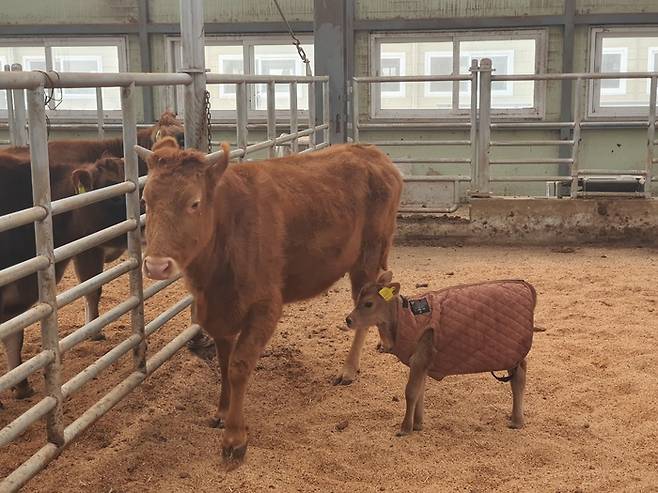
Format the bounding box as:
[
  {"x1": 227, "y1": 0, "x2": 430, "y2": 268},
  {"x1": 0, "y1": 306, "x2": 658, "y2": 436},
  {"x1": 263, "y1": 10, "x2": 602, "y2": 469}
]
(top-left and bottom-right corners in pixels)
[
  {"x1": 136, "y1": 137, "x2": 402, "y2": 461},
  {"x1": 1, "y1": 153, "x2": 129, "y2": 398}
]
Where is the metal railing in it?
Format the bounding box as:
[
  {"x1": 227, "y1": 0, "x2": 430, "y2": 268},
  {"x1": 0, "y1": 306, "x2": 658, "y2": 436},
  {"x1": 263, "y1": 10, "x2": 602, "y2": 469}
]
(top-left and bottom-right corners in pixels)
[{"x1": 352, "y1": 58, "x2": 658, "y2": 207}]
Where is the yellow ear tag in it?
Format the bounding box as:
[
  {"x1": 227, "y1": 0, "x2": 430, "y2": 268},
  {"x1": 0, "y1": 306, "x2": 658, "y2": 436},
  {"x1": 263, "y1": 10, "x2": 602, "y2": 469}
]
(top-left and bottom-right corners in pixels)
[
  {"x1": 76, "y1": 184, "x2": 87, "y2": 194},
  {"x1": 378, "y1": 286, "x2": 395, "y2": 302}
]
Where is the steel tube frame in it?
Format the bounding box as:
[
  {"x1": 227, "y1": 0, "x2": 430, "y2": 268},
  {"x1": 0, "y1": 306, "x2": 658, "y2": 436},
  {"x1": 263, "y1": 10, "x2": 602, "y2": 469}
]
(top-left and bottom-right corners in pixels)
[
  {"x1": 290, "y1": 81, "x2": 299, "y2": 152},
  {"x1": 180, "y1": 0, "x2": 206, "y2": 150},
  {"x1": 0, "y1": 303, "x2": 53, "y2": 342},
  {"x1": 0, "y1": 350, "x2": 54, "y2": 394},
  {"x1": 5, "y1": 64, "x2": 16, "y2": 145},
  {"x1": 144, "y1": 296, "x2": 193, "y2": 337},
  {"x1": 309, "y1": 80, "x2": 317, "y2": 149},
  {"x1": 0, "y1": 206, "x2": 47, "y2": 234},
  {"x1": 52, "y1": 219, "x2": 136, "y2": 264},
  {"x1": 236, "y1": 82, "x2": 248, "y2": 160},
  {"x1": 0, "y1": 71, "x2": 193, "y2": 89},
  {"x1": 475, "y1": 59, "x2": 492, "y2": 196},
  {"x1": 570, "y1": 79, "x2": 584, "y2": 198},
  {"x1": 51, "y1": 181, "x2": 135, "y2": 216},
  {"x1": 0, "y1": 397, "x2": 57, "y2": 449},
  {"x1": 95, "y1": 87, "x2": 104, "y2": 139},
  {"x1": 267, "y1": 82, "x2": 276, "y2": 159},
  {"x1": 648, "y1": 77, "x2": 657, "y2": 197},
  {"x1": 10, "y1": 64, "x2": 28, "y2": 147},
  {"x1": 0, "y1": 256, "x2": 49, "y2": 289}
]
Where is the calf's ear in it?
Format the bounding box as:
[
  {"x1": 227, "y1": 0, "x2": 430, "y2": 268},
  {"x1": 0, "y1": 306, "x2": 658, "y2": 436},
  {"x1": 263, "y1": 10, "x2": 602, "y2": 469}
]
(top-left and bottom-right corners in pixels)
[
  {"x1": 377, "y1": 271, "x2": 394, "y2": 284},
  {"x1": 72, "y1": 169, "x2": 94, "y2": 194},
  {"x1": 387, "y1": 282, "x2": 401, "y2": 296}
]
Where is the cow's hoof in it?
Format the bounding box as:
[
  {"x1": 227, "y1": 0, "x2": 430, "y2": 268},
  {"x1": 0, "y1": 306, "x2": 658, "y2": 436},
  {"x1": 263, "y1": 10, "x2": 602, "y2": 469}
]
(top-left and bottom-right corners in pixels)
[
  {"x1": 209, "y1": 417, "x2": 225, "y2": 429},
  {"x1": 413, "y1": 423, "x2": 423, "y2": 431},
  {"x1": 395, "y1": 429, "x2": 411, "y2": 437},
  {"x1": 90, "y1": 332, "x2": 106, "y2": 341},
  {"x1": 222, "y1": 443, "x2": 248, "y2": 464},
  {"x1": 508, "y1": 421, "x2": 524, "y2": 430},
  {"x1": 14, "y1": 385, "x2": 35, "y2": 400}
]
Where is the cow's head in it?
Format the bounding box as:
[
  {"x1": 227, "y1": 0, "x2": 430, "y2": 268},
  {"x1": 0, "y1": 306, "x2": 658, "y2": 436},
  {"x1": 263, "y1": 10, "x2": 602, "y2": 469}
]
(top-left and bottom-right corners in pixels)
[
  {"x1": 71, "y1": 156, "x2": 130, "y2": 242},
  {"x1": 150, "y1": 111, "x2": 185, "y2": 148},
  {"x1": 345, "y1": 271, "x2": 401, "y2": 352},
  {"x1": 136, "y1": 137, "x2": 230, "y2": 280}
]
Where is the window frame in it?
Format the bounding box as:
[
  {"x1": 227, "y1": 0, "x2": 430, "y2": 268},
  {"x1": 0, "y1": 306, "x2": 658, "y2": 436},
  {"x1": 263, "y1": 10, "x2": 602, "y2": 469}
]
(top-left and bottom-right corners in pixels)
[
  {"x1": 0, "y1": 37, "x2": 127, "y2": 122},
  {"x1": 647, "y1": 47, "x2": 658, "y2": 95},
  {"x1": 599, "y1": 47, "x2": 628, "y2": 96},
  {"x1": 166, "y1": 34, "x2": 314, "y2": 122},
  {"x1": 588, "y1": 26, "x2": 658, "y2": 119}
]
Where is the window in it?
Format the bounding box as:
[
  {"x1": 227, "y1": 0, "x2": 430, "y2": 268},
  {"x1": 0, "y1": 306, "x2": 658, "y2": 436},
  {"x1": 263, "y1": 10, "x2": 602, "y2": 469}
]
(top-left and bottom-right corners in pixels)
[
  {"x1": 590, "y1": 27, "x2": 658, "y2": 117},
  {"x1": 168, "y1": 36, "x2": 314, "y2": 119},
  {"x1": 0, "y1": 38, "x2": 126, "y2": 119},
  {"x1": 370, "y1": 30, "x2": 545, "y2": 119}
]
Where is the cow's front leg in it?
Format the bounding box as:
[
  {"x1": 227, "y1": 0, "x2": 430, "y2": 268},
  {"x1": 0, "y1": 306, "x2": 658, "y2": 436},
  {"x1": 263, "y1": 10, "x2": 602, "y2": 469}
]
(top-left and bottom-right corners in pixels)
[
  {"x1": 210, "y1": 335, "x2": 235, "y2": 428},
  {"x1": 73, "y1": 249, "x2": 105, "y2": 341},
  {"x1": 222, "y1": 302, "x2": 280, "y2": 463},
  {"x1": 334, "y1": 326, "x2": 368, "y2": 385}
]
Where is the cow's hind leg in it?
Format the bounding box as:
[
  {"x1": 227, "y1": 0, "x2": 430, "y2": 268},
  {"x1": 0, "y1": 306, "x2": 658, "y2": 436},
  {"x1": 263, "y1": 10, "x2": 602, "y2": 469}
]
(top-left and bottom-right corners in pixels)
[
  {"x1": 210, "y1": 336, "x2": 235, "y2": 428},
  {"x1": 3, "y1": 329, "x2": 34, "y2": 399},
  {"x1": 509, "y1": 358, "x2": 527, "y2": 429},
  {"x1": 73, "y1": 249, "x2": 106, "y2": 341},
  {"x1": 222, "y1": 301, "x2": 281, "y2": 464}
]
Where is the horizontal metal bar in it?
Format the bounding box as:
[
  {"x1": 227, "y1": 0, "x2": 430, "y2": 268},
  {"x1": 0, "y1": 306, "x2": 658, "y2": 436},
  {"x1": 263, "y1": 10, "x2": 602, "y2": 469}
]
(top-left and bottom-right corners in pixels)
[
  {"x1": 578, "y1": 169, "x2": 647, "y2": 176},
  {"x1": 51, "y1": 181, "x2": 135, "y2": 216},
  {"x1": 0, "y1": 397, "x2": 57, "y2": 449},
  {"x1": 369, "y1": 140, "x2": 471, "y2": 146},
  {"x1": 207, "y1": 74, "x2": 328, "y2": 84},
  {"x1": 0, "y1": 206, "x2": 46, "y2": 234},
  {"x1": 359, "y1": 122, "x2": 472, "y2": 129},
  {"x1": 490, "y1": 140, "x2": 574, "y2": 146},
  {"x1": 53, "y1": 219, "x2": 136, "y2": 264},
  {"x1": 580, "y1": 121, "x2": 649, "y2": 129},
  {"x1": 489, "y1": 158, "x2": 574, "y2": 165},
  {"x1": 399, "y1": 205, "x2": 460, "y2": 214},
  {"x1": 146, "y1": 324, "x2": 201, "y2": 374},
  {"x1": 0, "y1": 303, "x2": 53, "y2": 342},
  {"x1": 0, "y1": 350, "x2": 54, "y2": 394},
  {"x1": 144, "y1": 295, "x2": 193, "y2": 337},
  {"x1": 491, "y1": 122, "x2": 574, "y2": 129},
  {"x1": 576, "y1": 191, "x2": 645, "y2": 197},
  {"x1": 393, "y1": 158, "x2": 471, "y2": 164},
  {"x1": 493, "y1": 71, "x2": 658, "y2": 82},
  {"x1": 0, "y1": 256, "x2": 49, "y2": 289},
  {"x1": 143, "y1": 274, "x2": 182, "y2": 300},
  {"x1": 61, "y1": 334, "x2": 142, "y2": 398},
  {"x1": 354, "y1": 74, "x2": 470, "y2": 83},
  {"x1": 354, "y1": 15, "x2": 567, "y2": 31},
  {"x1": 138, "y1": 175, "x2": 148, "y2": 188},
  {"x1": 56, "y1": 258, "x2": 138, "y2": 309},
  {"x1": 299, "y1": 142, "x2": 330, "y2": 153},
  {"x1": 0, "y1": 71, "x2": 193, "y2": 90},
  {"x1": 490, "y1": 176, "x2": 573, "y2": 182},
  {"x1": 59, "y1": 296, "x2": 139, "y2": 353},
  {"x1": 402, "y1": 175, "x2": 471, "y2": 182}
]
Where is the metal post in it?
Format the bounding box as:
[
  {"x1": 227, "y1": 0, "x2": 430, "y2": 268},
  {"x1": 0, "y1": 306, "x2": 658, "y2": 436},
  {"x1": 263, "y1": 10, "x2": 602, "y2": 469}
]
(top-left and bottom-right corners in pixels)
[
  {"x1": 26, "y1": 87, "x2": 64, "y2": 446},
  {"x1": 469, "y1": 59, "x2": 479, "y2": 194},
  {"x1": 475, "y1": 58, "x2": 492, "y2": 197},
  {"x1": 308, "y1": 81, "x2": 317, "y2": 149},
  {"x1": 323, "y1": 80, "x2": 330, "y2": 145},
  {"x1": 267, "y1": 81, "x2": 276, "y2": 158},
  {"x1": 180, "y1": 0, "x2": 207, "y2": 150},
  {"x1": 5, "y1": 64, "x2": 16, "y2": 145},
  {"x1": 11, "y1": 64, "x2": 29, "y2": 147},
  {"x1": 570, "y1": 78, "x2": 583, "y2": 198},
  {"x1": 236, "y1": 82, "x2": 248, "y2": 160},
  {"x1": 290, "y1": 81, "x2": 299, "y2": 153},
  {"x1": 559, "y1": 0, "x2": 576, "y2": 176},
  {"x1": 351, "y1": 80, "x2": 359, "y2": 143},
  {"x1": 95, "y1": 87, "x2": 105, "y2": 139},
  {"x1": 121, "y1": 83, "x2": 146, "y2": 372},
  {"x1": 647, "y1": 76, "x2": 657, "y2": 198}
]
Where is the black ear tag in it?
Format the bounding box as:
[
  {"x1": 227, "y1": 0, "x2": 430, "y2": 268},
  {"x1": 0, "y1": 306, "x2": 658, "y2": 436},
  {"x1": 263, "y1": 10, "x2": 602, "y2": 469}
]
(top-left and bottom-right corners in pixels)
[{"x1": 409, "y1": 298, "x2": 431, "y2": 316}]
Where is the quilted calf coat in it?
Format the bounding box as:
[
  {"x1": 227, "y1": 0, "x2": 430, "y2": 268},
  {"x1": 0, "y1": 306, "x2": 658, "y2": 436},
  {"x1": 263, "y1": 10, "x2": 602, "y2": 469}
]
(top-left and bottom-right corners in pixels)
[{"x1": 392, "y1": 280, "x2": 536, "y2": 380}]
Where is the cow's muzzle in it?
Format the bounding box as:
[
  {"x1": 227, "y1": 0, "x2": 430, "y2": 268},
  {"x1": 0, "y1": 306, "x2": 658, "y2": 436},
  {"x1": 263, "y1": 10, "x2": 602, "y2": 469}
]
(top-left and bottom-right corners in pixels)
[{"x1": 143, "y1": 256, "x2": 178, "y2": 280}]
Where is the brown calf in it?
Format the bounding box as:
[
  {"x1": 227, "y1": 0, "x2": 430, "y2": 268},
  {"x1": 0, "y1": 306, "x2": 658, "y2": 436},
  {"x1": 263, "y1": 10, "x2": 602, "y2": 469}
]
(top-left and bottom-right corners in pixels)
[
  {"x1": 136, "y1": 138, "x2": 402, "y2": 461},
  {"x1": 346, "y1": 272, "x2": 536, "y2": 435},
  {"x1": 1, "y1": 153, "x2": 129, "y2": 398}
]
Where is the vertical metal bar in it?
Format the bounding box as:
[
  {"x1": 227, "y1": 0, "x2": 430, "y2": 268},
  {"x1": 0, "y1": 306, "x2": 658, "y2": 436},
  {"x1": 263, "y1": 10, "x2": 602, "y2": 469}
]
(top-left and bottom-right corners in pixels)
[
  {"x1": 647, "y1": 76, "x2": 657, "y2": 198},
  {"x1": 559, "y1": 0, "x2": 576, "y2": 175},
  {"x1": 236, "y1": 81, "x2": 248, "y2": 160},
  {"x1": 323, "y1": 80, "x2": 330, "y2": 145},
  {"x1": 476, "y1": 58, "x2": 492, "y2": 197},
  {"x1": 180, "y1": 0, "x2": 207, "y2": 150},
  {"x1": 308, "y1": 80, "x2": 316, "y2": 149},
  {"x1": 137, "y1": 0, "x2": 154, "y2": 123},
  {"x1": 5, "y1": 64, "x2": 16, "y2": 146},
  {"x1": 121, "y1": 82, "x2": 146, "y2": 372},
  {"x1": 351, "y1": 80, "x2": 359, "y2": 143},
  {"x1": 267, "y1": 81, "x2": 276, "y2": 158},
  {"x1": 44, "y1": 46, "x2": 56, "y2": 111},
  {"x1": 290, "y1": 81, "x2": 298, "y2": 153},
  {"x1": 26, "y1": 87, "x2": 64, "y2": 446},
  {"x1": 95, "y1": 87, "x2": 105, "y2": 139},
  {"x1": 11, "y1": 64, "x2": 28, "y2": 147},
  {"x1": 570, "y1": 78, "x2": 583, "y2": 198},
  {"x1": 469, "y1": 59, "x2": 479, "y2": 194}
]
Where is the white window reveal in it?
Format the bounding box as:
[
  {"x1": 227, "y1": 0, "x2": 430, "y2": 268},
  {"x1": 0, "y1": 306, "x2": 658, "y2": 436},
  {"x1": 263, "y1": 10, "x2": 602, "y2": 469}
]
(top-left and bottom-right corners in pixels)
[
  {"x1": 600, "y1": 47, "x2": 628, "y2": 96},
  {"x1": 380, "y1": 53, "x2": 405, "y2": 97}
]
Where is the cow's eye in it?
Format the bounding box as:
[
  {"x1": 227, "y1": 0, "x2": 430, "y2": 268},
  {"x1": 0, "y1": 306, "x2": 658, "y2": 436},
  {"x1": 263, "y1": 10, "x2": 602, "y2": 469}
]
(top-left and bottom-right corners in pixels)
[
  {"x1": 190, "y1": 200, "x2": 200, "y2": 211},
  {"x1": 364, "y1": 301, "x2": 373, "y2": 308}
]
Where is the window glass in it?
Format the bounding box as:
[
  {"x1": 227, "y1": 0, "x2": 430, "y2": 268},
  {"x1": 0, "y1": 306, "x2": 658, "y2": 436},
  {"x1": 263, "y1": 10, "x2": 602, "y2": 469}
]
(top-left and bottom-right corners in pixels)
[{"x1": 205, "y1": 45, "x2": 243, "y2": 110}]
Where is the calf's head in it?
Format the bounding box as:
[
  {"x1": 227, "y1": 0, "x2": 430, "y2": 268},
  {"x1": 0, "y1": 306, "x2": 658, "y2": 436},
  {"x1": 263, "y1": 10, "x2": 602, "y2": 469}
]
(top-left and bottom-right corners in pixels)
[
  {"x1": 346, "y1": 271, "x2": 401, "y2": 352},
  {"x1": 151, "y1": 111, "x2": 185, "y2": 148},
  {"x1": 137, "y1": 137, "x2": 230, "y2": 280}
]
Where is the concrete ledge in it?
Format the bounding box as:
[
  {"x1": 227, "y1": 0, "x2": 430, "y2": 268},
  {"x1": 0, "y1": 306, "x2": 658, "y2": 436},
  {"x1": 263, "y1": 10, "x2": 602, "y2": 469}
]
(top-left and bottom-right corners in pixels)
[{"x1": 396, "y1": 198, "x2": 658, "y2": 246}]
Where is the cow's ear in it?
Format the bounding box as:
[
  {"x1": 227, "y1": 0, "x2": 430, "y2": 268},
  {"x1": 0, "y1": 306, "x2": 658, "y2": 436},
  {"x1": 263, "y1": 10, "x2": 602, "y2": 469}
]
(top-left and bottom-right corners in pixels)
[
  {"x1": 72, "y1": 169, "x2": 94, "y2": 194},
  {"x1": 377, "y1": 271, "x2": 393, "y2": 284}
]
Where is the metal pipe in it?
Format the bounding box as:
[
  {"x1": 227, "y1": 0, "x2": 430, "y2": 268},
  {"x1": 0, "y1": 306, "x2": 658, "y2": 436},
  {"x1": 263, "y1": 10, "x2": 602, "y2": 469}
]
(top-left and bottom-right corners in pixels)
[
  {"x1": 59, "y1": 296, "x2": 140, "y2": 353},
  {"x1": 399, "y1": 205, "x2": 460, "y2": 214},
  {"x1": 490, "y1": 176, "x2": 573, "y2": 182},
  {"x1": 26, "y1": 86, "x2": 65, "y2": 447},
  {"x1": 299, "y1": 141, "x2": 330, "y2": 153},
  {"x1": 647, "y1": 77, "x2": 657, "y2": 198},
  {"x1": 323, "y1": 80, "x2": 330, "y2": 145},
  {"x1": 571, "y1": 79, "x2": 584, "y2": 198},
  {"x1": 489, "y1": 158, "x2": 574, "y2": 165},
  {"x1": 577, "y1": 191, "x2": 644, "y2": 197},
  {"x1": 352, "y1": 81, "x2": 359, "y2": 143},
  {"x1": 578, "y1": 169, "x2": 647, "y2": 175},
  {"x1": 308, "y1": 80, "x2": 316, "y2": 149},
  {"x1": 121, "y1": 82, "x2": 147, "y2": 373},
  {"x1": 493, "y1": 71, "x2": 658, "y2": 81},
  {"x1": 10, "y1": 65, "x2": 28, "y2": 147},
  {"x1": 0, "y1": 397, "x2": 57, "y2": 449},
  {"x1": 236, "y1": 82, "x2": 248, "y2": 160},
  {"x1": 290, "y1": 81, "x2": 298, "y2": 153},
  {"x1": 0, "y1": 71, "x2": 193, "y2": 89},
  {"x1": 354, "y1": 74, "x2": 470, "y2": 83},
  {"x1": 51, "y1": 181, "x2": 135, "y2": 216},
  {"x1": 402, "y1": 175, "x2": 471, "y2": 182},
  {"x1": 469, "y1": 59, "x2": 479, "y2": 196},
  {"x1": 368, "y1": 140, "x2": 471, "y2": 146},
  {"x1": 360, "y1": 122, "x2": 471, "y2": 129},
  {"x1": 267, "y1": 81, "x2": 276, "y2": 158},
  {"x1": 145, "y1": 295, "x2": 193, "y2": 337},
  {"x1": 0, "y1": 256, "x2": 49, "y2": 289},
  {"x1": 392, "y1": 158, "x2": 471, "y2": 164},
  {"x1": 476, "y1": 59, "x2": 492, "y2": 196},
  {"x1": 143, "y1": 273, "x2": 182, "y2": 300},
  {"x1": 0, "y1": 303, "x2": 52, "y2": 342},
  {"x1": 0, "y1": 350, "x2": 54, "y2": 394},
  {"x1": 146, "y1": 324, "x2": 201, "y2": 374},
  {"x1": 52, "y1": 219, "x2": 136, "y2": 264},
  {"x1": 56, "y1": 258, "x2": 138, "y2": 309},
  {"x1": 491, "y1": 122, "x2": 575, "y2": 129},
  {"x1": 206, "y1": 74, "x2": 328, "y2": 83},
  {"x1": 490, "y1": 140, "x2": 574, "y2": 146},
  {"x1": 95, "y1": 87, "x2": 105, "y2": 139},
  {"x1": 0, "y1": 206, "x2": 47, "y2": 234},
  {"x1": 5, "y1": 64, "x2": 16, "y2": 145}
]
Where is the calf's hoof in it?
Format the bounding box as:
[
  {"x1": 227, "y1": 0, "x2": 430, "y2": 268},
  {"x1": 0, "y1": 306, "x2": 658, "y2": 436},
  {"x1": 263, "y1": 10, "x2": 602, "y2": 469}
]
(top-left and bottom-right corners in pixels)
[
  {"x1": 332, "y1": 369, "x2": 358, "y2": 386},
  {"x1": 412, "y1": 422, "x2": 423, "y2": 431},
  {"x1": 222, "y1": 443, "x2": 248, "y2": 464},
  {"x1": 395, "y1": 429, "x2": 411, "y2": 437},
  {"x1": 508, "y1": 419, "x2": 524, "y2": 430},
  {"x1": 90, "y1": 332, "x2": 106, "y2": 341},
  {"x1": 209, "y1": 416, "x2": 225, "y2": 429}
]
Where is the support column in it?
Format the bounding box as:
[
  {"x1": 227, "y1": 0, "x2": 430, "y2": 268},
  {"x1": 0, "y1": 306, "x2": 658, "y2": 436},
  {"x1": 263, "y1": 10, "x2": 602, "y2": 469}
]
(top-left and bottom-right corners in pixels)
[
  {"x1": 137, "y1": 0, "x2": 154, "y2": 123},
  {"x1": 559, "y1": 0, "x2": 576, "y2": 179}
]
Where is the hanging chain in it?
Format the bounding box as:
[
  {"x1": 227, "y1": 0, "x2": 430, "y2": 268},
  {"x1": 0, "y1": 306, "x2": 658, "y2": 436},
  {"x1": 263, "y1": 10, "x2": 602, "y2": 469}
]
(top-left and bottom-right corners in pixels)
[
  {"x1": 272, "y1": 0, "x2": 312, "y2": 75},
  {"x1": 204, "y1": 89, "x2": 212, "y2": 153}
]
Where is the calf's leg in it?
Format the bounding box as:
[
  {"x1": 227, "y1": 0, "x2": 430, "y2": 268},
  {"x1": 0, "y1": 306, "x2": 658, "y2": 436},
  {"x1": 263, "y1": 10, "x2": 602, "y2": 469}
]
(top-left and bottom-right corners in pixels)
[
  {"x1": 222, "y1": 302, "x2": 281, "y2": 462},
  {"x1": 2, "y1": 329, "x2": 34, "y2": 399},
  {"x1": 210, "y1": 335, "x2": 235, "y2": 428},
  {"x1": 509, "y1": 358, "x2": 527, "y2": 429},
  {"x1": 73, "y1": 249, "x2": 106, "y2": 341},
  {"x1": 397, "y1": 330, "x2": 434, "y2": 436}
]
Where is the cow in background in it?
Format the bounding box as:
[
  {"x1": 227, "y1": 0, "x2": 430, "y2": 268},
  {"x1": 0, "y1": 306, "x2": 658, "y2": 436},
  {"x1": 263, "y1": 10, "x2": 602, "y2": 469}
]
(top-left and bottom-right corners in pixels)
[{"x1": 137, "y1": 138, "x2": 402, "y2": 462}]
